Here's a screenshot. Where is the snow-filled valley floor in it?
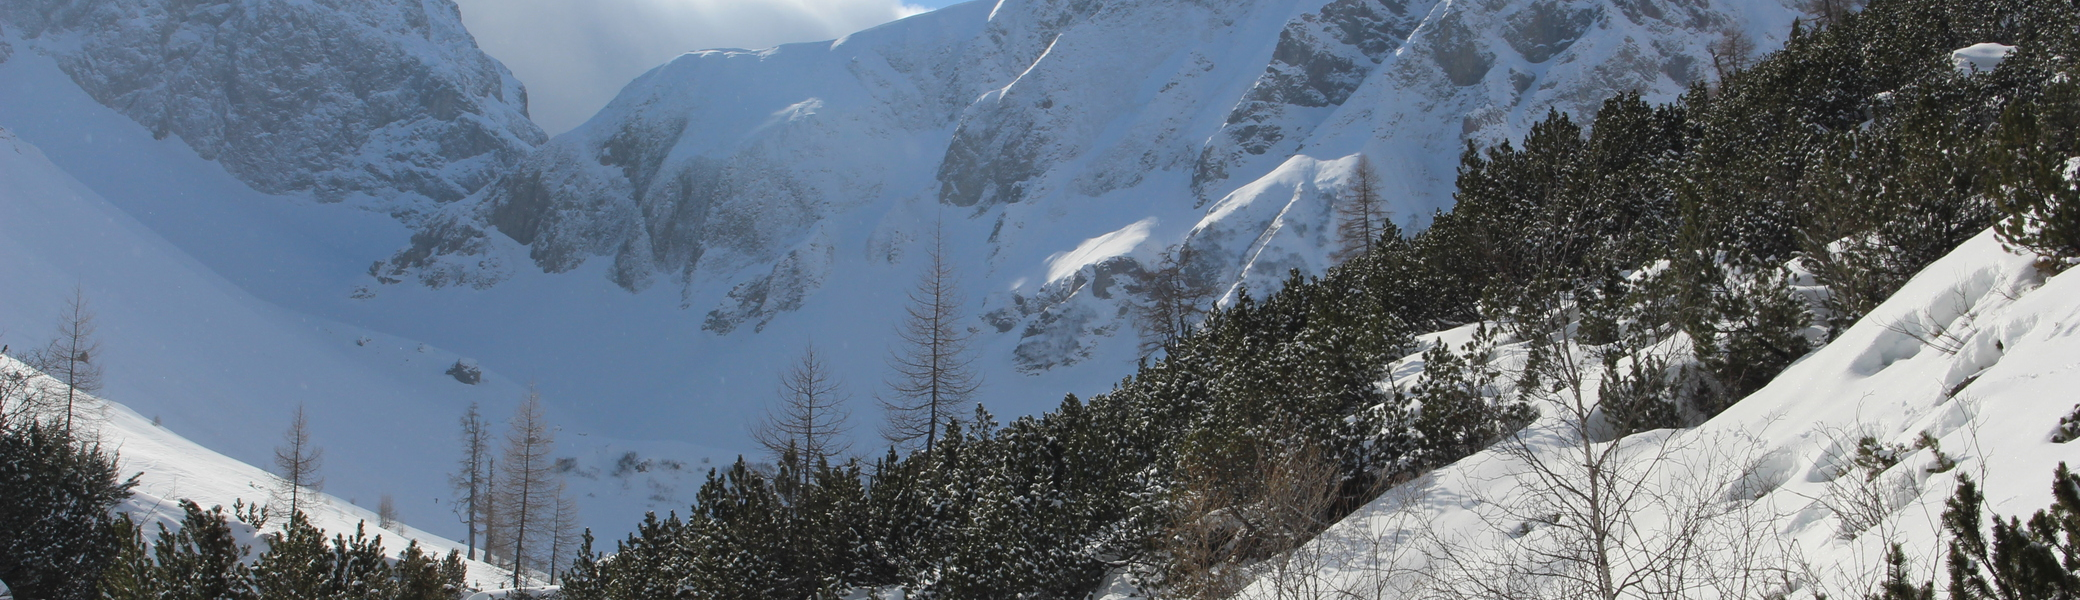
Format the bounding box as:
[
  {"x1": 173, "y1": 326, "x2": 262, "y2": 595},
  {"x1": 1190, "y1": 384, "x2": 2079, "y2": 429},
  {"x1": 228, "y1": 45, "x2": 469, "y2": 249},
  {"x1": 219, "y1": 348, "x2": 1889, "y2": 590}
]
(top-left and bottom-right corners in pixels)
[{"x1": 1199, "y1": 230, "x2": 2080, "y2": 599}]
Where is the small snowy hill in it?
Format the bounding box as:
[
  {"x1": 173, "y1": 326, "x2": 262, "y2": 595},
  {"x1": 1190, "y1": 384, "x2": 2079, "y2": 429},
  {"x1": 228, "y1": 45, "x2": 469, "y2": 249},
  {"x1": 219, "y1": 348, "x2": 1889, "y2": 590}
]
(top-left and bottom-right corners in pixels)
[
  {"x1": 0, "y1": 355, "x2": 512, "y2": 589},
  {"x1": 1234, "y1": 231, "x2": 2080, "y2": 598}
]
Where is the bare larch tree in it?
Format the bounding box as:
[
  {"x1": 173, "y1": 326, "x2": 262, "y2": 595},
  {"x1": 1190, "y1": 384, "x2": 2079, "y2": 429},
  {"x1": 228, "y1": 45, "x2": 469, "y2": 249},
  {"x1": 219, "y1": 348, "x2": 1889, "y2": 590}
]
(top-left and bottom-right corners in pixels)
[
  {"x1": 453, "y1": 401, "x2": 492, "y2": 560},
  {"x1": 35, "y1": 287, "x2": 104, "y2": 433},
  {"x1": 1333, "y1": 155, "x2": 1391, "y2": 263},
  {"x1": 496, "y1": 388, "x2": 559, "y2": 587},
  {"x1": 273, "y1": 404, "x2": 325, "y2": 518},
  {"x1": 882, "y1": 226, "x2": 981, "y2": 452},
  {"x1": 754, "y1": 344, "x2": 852, "y2": 474},
  {"x1": 377, "y1": 494, "x2": 399, "y2": 530},
  {"x1": 548, "y1": 481, "x2": 581, "y2": 585},
  {"x1": 1127, "y1": 243, "x2": 1218, "y2": 356}
]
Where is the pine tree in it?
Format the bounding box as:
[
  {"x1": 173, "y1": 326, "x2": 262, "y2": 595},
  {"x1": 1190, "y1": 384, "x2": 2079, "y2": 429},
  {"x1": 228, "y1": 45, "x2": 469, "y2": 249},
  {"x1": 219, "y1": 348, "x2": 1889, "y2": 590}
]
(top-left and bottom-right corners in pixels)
[
  {"x1": 273, "y1": 405, "x2": 325, "y2": 518},
  {"x1": 329, "y1": 523, "x2": 397, "y2": 600},
  {"x1": 252, "y1": 511, "x2": 333, "y2": 600},
  {"x1": 394, "y1": 542, "x2": 466, "y2": 600},
  {"x1": 882, "y1": 226, "x2": 981, "y2": 452},
  {"x1": 554, "y1": 531, "x2": 606, "y2": 600},
  {"x1": 153, "y1": 502, "x2": 255, "y2": 600},
  {"x1": 0, "y1": 420, "x2": 134, "y2": 600},
  {"x1": 97, "y1": 516, "x2": 160, "y2": 600},
  {"x1": 1990, "y1": 76, "x2": 2080, "y2": 270}
]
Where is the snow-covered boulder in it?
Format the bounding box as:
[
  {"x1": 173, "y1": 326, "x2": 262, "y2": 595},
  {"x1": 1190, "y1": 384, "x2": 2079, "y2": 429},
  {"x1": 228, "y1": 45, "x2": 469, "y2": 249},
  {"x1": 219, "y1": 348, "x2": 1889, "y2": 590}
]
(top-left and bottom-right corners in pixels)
[{"x1": 1952, "y1": 42, "x2": 2017, "y2": 75}]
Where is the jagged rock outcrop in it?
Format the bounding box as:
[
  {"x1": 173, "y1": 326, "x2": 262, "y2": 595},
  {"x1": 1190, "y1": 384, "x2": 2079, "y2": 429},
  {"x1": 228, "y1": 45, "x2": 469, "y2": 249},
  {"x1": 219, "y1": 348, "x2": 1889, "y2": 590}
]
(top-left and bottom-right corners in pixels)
[{"x1": 0, "y1": 0, "x2": 545, "y2": 221}]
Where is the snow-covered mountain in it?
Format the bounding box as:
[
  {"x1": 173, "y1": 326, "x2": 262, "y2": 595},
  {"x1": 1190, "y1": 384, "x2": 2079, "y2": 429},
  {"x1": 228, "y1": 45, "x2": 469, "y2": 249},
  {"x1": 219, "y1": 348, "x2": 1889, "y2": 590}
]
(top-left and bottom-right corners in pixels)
[
  {"x1": 0, "y1": 0, "x2": 544, "y2": 220},
  {"x1": 0, "y1": 0, "x2": 1805, "y2": 543},
  {"x1": 380, "y1": 0, "x2": 1801, "y2": 374}
]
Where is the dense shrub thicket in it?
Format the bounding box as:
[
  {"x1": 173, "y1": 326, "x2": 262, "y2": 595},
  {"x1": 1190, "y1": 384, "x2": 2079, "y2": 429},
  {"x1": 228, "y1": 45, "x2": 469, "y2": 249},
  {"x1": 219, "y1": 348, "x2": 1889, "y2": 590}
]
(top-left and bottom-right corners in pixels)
[{"x1": 561, "y1": 0, "x2": 2079, "y2": 597}]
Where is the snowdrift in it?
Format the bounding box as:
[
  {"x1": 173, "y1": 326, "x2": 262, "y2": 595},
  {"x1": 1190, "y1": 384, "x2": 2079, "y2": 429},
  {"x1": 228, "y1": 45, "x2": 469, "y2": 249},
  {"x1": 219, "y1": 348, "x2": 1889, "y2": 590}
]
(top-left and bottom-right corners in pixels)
[{"x1": 1233, "y1": 230, "x2": 2080, "y2": 598}]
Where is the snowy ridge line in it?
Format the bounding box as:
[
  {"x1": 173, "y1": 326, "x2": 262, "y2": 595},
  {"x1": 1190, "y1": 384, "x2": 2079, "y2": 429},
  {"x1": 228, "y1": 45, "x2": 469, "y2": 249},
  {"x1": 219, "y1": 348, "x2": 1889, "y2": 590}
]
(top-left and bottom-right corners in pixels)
[{"x1": 1221, "y1": 230, "x2": 2080, "y2": 599}]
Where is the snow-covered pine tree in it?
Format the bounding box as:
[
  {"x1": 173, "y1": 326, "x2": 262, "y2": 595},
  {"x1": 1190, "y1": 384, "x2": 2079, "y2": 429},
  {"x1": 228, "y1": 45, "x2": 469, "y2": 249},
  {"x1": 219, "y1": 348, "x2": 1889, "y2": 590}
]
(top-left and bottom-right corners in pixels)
[
  {"x1": 392, "y1": 541, "x2": 466, "y2": 600},
  {"x1": 98, "y1": 516, "x2": 160, "y2": 600},
  {"x1": 329, "y1": 523, "x2": 397, "y2": 599},
  {"x1": 0, "y1": 420, "x2": 133, "y2": 600},
  {"x1": 1991, "y1": 71, "x2": 2080, "y2": 270},
  {"x1": 152, "y1": 502, "x2": 255, "y2": 600},
  {"x1": 251, "y1": 512, "x2": 333, "y2": 599}
]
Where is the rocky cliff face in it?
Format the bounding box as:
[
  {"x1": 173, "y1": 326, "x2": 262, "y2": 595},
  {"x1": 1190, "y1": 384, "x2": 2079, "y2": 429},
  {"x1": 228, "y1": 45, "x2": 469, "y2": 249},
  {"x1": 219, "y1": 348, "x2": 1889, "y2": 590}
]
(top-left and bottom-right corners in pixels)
[
  {"x1": 0, "y1": 0, "x2": 545, "y2": 221},
  {"x1": 381, "y1": 0, "x2": 1799, "y2": 372}
]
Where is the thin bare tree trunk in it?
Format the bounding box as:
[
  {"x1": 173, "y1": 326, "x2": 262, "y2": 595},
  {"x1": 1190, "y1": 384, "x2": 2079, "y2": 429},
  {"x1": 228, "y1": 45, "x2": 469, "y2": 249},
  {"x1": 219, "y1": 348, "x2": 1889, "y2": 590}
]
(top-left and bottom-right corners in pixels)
[
  {"x1": 454, "y1": 402, "x2": 491, "y2": 561},
  {"x1": 1334, "y1": 155, "x2": 1391, "y2": 263},
  {"x1": 882, "y1": 224, "x2": 980, "y2": 452},
  {"x1": 274, "y1": 404, "x2": 325, "y2": 518},
  {"x1": 498, "y1": 387, "x2": 559, "y2": 588},
  {"x1": 755, "y1": 345, "x2": 852, "y2": 477}
]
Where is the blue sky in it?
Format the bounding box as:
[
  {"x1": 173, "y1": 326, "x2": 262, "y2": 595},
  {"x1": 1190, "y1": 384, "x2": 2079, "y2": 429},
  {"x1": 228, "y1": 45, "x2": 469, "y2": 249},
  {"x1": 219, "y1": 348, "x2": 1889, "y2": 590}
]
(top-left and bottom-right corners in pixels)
[{"x1": 457, "y1": 0, "x2": 951, "y2": 135}]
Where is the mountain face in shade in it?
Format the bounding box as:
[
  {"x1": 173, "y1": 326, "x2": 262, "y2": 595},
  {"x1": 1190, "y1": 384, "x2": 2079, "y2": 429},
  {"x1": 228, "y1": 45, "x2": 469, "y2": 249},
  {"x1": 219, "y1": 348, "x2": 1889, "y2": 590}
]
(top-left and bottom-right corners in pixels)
[{"x1": 1, "y1": 0, "x2": 545, "y2": 221}]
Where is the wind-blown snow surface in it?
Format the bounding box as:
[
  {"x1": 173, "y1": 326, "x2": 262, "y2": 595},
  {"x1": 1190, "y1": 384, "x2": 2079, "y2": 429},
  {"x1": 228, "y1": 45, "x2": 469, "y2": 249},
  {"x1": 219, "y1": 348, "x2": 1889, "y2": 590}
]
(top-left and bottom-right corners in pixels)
[
  {"x1": 0, "y1": 356, "x2": 512, "y2": 589},
  {"x1": 1228, "y1": 231, "x2": 2080, "y2": 599},
  {"x1": 0, "y1": 124, "x2": 719, "y2": 540}
]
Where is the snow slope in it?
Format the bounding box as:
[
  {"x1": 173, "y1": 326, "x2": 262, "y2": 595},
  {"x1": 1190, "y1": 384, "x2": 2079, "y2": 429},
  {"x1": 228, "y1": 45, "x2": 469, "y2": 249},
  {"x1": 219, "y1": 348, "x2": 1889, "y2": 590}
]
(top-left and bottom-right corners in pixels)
[
  {"x1": 0, "y1": 355, "x2": 512, "y2": 589},
  {"x1": 0, "y1": 123, "x2": 720, "y2": 541},
  {"x1": 1232, "y1": 230, "x2": 2080, "y2": 599}
]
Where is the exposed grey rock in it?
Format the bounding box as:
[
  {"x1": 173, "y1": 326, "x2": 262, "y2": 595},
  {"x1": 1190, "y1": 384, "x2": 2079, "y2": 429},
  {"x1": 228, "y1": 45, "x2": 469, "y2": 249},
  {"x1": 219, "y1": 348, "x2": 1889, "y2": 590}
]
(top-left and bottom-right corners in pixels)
[
  {"x1": 445, "y1": 360, "x2": 482, "y2": 385},
  {"x1": 1505, "y1": 1, "x2": 1600, "y2": 63},
  {"x1": 1430, "y1": 15, "x2": 1496, "y2": 86},
  {"x1": 1191, "y1": 0, "x2": 1420, "y2": 198},
  {"x1": 1, "y1": 0, "x2": 544, "y2": 221}
]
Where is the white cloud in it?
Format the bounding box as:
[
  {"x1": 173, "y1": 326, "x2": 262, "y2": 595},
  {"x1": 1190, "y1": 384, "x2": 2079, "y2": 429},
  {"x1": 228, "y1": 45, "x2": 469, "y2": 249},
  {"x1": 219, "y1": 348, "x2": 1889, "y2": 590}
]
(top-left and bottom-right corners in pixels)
[{"x1": 456, "y1": 0, "x2": 932, "y2": 136}]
